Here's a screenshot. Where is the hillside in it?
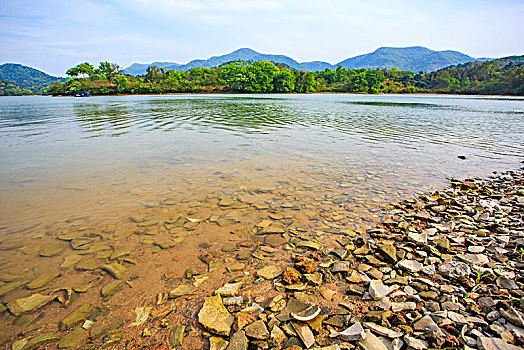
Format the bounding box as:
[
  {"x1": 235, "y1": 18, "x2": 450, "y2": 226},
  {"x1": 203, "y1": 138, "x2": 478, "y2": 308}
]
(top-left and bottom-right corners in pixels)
[
  {"x1": 123, "y1": 46, "x2": 479, "y2": 76},
  {"x1": 0, "y1": 79, "x2": 33, "y2": 96},
  {"x1": 418, "y1": 55, "x2": 524, "y2": 95},
  {"x1": 0, "y1": 63, "x2": 66, "y2": 93},
  {"x1": 123, "y1": 48, "x2": 336, "y2": 75},
  {"x1": 336, "y1": 46, "x2": 475, "y2": 73}
]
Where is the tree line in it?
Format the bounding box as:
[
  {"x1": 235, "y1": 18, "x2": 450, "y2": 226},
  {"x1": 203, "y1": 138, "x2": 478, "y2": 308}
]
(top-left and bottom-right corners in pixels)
[{"x1": 45, "y1": 56, "x2": 523, "y2": 96}]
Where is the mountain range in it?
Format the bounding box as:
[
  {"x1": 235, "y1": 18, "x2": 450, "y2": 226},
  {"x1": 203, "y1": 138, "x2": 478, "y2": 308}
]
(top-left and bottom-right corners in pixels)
[{"x1": 123, "y1": 46, "x2": 479, "y2": 75}]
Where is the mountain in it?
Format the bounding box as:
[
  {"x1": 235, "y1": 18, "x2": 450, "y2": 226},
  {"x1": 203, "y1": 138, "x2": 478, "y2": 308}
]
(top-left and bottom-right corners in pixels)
[
  {"x1": 336, "y1": 46, "x2": 475, "y2": 73},
  {"x1": 0, "y1": 79, "x2": 33, "y2": 96},
  {"x1": 123, "y1": 48, "x2": 336, "y2": 75},
  {"x1": 123, "y1": 61, "x2": 182, "y2": 76},
  {"x1": 0, "y1": 63, "x2": 66, "y2": 93}
]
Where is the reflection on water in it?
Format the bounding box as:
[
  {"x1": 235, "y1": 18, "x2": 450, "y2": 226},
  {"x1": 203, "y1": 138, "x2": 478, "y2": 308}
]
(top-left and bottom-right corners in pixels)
[{"x1": 0, "y1": 93, "x2": 522, "y2": 338}]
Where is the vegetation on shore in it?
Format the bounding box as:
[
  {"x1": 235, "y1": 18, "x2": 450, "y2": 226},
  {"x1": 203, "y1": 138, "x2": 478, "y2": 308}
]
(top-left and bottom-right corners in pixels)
[
  {"x1": 8, "y1": 55, "x2": 523, "y2": 96},
  {"x1": 0, "y1": 79, "x2": 33, "y2": 96}
]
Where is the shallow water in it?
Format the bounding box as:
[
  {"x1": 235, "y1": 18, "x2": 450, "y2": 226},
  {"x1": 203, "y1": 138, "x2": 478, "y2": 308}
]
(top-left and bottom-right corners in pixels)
[{"x1": 0, "y1": 93, "x2": 522, "y2": 339}]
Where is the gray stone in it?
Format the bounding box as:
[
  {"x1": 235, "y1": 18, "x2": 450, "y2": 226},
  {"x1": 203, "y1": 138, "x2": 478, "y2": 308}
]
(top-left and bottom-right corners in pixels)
[
  {"x1": 358, "y1": 330, "x2": 388, "y2": 350},
  {"x1": 438, "y1": 259, "x2": 471, "y2": 279},
  {"x1": 363, "y1": 322, "x2": 402, "y2": 338},
  {"x1": 477, "y1": 337, "x2": 521, "y2": 350},
  {"x1": 413, "y1": 315, "x2": 438, "y2": 331},
  {"x1": 369, "y1": 280, "x2": 390, "y2": 300},
  {"x1": 330, "y1": 322, "x2": 365, "y2": 341},
  {"x1": 403, "y1": 335, "x2": 428, "y2": 350},
  {"x1": 397, "y1": 260, "x2": 423, "y2": 273}
]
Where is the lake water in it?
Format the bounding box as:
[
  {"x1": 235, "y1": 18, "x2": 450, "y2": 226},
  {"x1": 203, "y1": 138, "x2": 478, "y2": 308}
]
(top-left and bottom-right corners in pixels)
[{"x1": 0, "y1": 93, "x2": 522, "y2": 338}]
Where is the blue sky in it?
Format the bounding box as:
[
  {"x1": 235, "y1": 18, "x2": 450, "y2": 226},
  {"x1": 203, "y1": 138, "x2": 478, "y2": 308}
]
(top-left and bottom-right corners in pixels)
[{"x1": 1, "y1": 0, "x2": 523, "y2": 76}]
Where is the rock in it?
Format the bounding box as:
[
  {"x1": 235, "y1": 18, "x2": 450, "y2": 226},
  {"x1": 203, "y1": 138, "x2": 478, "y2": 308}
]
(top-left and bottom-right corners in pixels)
[
  {"x1": 210, "y1": 336, "x2": 229, "y2": 350},
  {"x1": 296, "y1": 240, "x2": 322, "y2": 251},
  {"x1": 270, "y1": 325, "x2": 287, "y2": 344},
  {"x1": 131, "y1": 306, "x2": 152, "y2": 326},
  {"x1": 377, "y1": 243, "x2": 397, "y2": 263},
  {"x1": 457, "y1": 253, "x2": 489, "y2": 266},
  {"x1": 227, "y1": 263, "x2": 245, "y2": 272},
  {"x1": 404, "y1": 335, "x2": 428, "y2": 350},
  {"x1": 257, "y1": 265, "x2": 282, "y2": 279},
  {"x1": 434, "y1": 238, "x2": 450, "y2": 252},
  {"x1": 477, "y1": 337, "x2": 521, "y2": 350},
  {"x1": 7, "y1": 293, "x2": 56, "y2": 316},
  {"x1": 215, "y1": 282, "x2": 242, "y2": 297},
  {"x1": 198, "y1": 295, "x2": 234, "y2": 336},
  {"x1": 0, "y1": 279, "x2": 28, "y2": 297},
  {"x1": 358, "y1": 330, "x2": 388, "y2": 350},
  {"x1": 40, "y1": 242, "x2": 66, "y2": 257},
  {"x1": 26, "y1": 273, "x2": 60, "y2": 289},
  {"x1": 101, "y1": 263, "x2": 126, "y2": 279},
  {"x1": 233, "y1": 313, "x2": 256, "y2": 331},
  {"x1": 496, "y1": 277, "x2": 518, "y2": 290},
  {"x1": 391, "y1": 302, "x2": 416, "y2": 312},
  {"x1": 397, "y1": 260, "x2": 423, "y2": 273},
  {"x1": 413, "y1": 315, "x2": 438, "y2": 331},
  {"x1": 168, "y1": 325, "x2": 185, "y2": 346},
  {"x1": 76, "y1": 258, "x2": 99, "y2": 271},
  {"x1": 225, "y1": 330, "x2": 248, "y2": 350},
  {"x1": 438, "y1": 259, "x2": 471, "y2": 279},
  {"x1": 59, "y1": 303, "x2": 92, "y2": 331},
  {"x1": 244, "y1": 320, "x2": 269, "y2": 339},
  {"x1": 408, "y1": 231, "x2": 427, "y2": 245},
  {"x1": 58, "y1": 328, "x2": 86, "y2": 348},
  {"x1": 304, "y1": 272, "x2": 322, "y2": 285},
  {"x1": 363, "y1": 322, "x2": 402, "y2": 338},
  {"x1": 283, "y1": 267, "x2": 301, "y2": 284},
  {"x1": 169, "y1": 284, "x2": 196, "y2": 298},
  {"x1": 292, "y1": 322, "x2": 315, "y2": 348},
  {"x1": 332, "y1": 261, "x2": 350, "y2": 273},
  {"x1": 20, "y1": 333, "x2": 59, "y2": 350},
  {"x1": 369, "y1": 280, "x2": 390, "y2": 300},
  {"x1": 448, "y1": 311, "x2": 467, "y2": 324},
  {"x1": 101, "y1": 280, "x2": 124, "y2": 297},
  {"x1": 330, "y1": 322, "x2": 365, "y2": 341}
]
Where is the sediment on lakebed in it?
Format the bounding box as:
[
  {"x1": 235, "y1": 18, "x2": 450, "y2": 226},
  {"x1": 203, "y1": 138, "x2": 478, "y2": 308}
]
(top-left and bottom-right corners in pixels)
[{"x1": 1, "y1": 169, "x2": 523, "y2": 349}]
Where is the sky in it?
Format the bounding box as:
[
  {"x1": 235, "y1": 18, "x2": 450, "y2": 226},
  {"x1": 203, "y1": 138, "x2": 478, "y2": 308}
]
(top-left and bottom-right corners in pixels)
[{"x1": 0, "y1": 0, "x2": 523, "y2": 76}]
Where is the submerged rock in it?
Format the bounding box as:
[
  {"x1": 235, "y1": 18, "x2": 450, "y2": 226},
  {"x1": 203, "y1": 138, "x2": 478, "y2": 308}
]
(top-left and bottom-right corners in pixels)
[{"x1": 198, "y1": 295, "x2": 234, "y2": 336}]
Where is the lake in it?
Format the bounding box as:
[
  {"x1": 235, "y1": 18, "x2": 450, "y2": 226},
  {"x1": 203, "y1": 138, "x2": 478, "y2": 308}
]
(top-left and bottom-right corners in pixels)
[{"x1": 0, "y1": 93, "x2": 522, "y2": 338}]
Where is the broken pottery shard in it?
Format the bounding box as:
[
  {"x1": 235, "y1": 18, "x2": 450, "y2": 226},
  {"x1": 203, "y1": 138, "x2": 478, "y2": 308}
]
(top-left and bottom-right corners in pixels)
[
  {"x1": 330, "y1": 322, "x2": 365, "y2": 341},
  {"x1": 363, "y1": 322, "x2": 403, "y2": 338},
  {"x1": 358, "y1": 330, "x2": 388, "y2": 350},
  {"x1": 290, "y1": 306, "x2": 321, "y2": 322},
  {"x1": 198, "y1": 295, "x2": 234, "y2": 336},
  {"x1": 292, "y1": 322, "x2": 315, "y2": 348}
]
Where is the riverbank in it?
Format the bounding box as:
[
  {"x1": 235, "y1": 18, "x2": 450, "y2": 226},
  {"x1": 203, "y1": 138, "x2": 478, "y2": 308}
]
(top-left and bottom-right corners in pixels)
[{"x1": 0, "y1": 168, "x2": 522, "y2": 349}]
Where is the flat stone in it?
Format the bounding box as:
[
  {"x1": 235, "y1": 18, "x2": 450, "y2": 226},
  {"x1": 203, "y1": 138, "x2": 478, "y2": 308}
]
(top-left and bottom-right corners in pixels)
[
  {"x1": 448, "y1": 311, "x2": 467, "y2": 324},
  {"x1": 26, "y1": 273, "x2": 60, "y2": 290},
  {"x1": 391, "y1": 302, "x2": 416, "y2": 312},
  {"x1": 438, "y1": 259, "x2": 471, "y2": 279},
  {"x1": 363, "y1": 322, "x2": 402, "y2": 338},
  {"x1": 358, "y1": 330, "x2": 388, "y2": 350},
  {"x1": 497, "y1": 277, "x2": 518, "y2": 290},
  {"x1": 58, "y1": 328, "x2": 86, "y2": 348},
  {"x1": 168, "y1": 325, "x2": 185, "y2": 346},
  {"x1": 215, "y1": 282, "x2": 242, "y2": 297},
  {"x1": 227, "y1": 263, "x2": 245, "y2": 272},
  {"x1": 110, "y1": 249, "x2": 131, "y2": 260},
  {"x1": 477, "y1": 337, "x2": 521, "y2": 350},
  {"x1": 210, "y1": 336, "x2": 229, "y2": 350},
  {"x1": 257, "y1": 265, "x2": 282, "y2": 279},
  {"x1": 101, "y1": 280, "x2": 124, "y2": 297},
  {"x1": 457, "y1": 253, "x2": 489, "y2": 266},
  {"x1": 404, "y1": 335, "x2": 428, "y2": 350},
  {"x1": 76, "y1": 258, "x2": 99, "y2": 271},
  {"x1": 40, "y1": 242, "x2": 67, "y2": 257},
  {"x1": 265, "y1": 235, "x2": 287, "y2": 247},
  {"x1": 225, "y1": 330, "x2": 248, "y2": 350},
  {"x1": 131, "y1": 306, "x2": 152, "y2": 326},
  {"x1": 169, "y1": 284, "x2": 196, "y2": 298},
  {"x1": 413, "y1": 315, "x2": 438, "y2": 331},
  {"x1": 296, "y1": 240, "x2": 322, "y2": 251},
  {"x1": 198, "y1": 295, "x2": 234, "y2": 336},
  {"x1": 292, "y1": 322, "x2": 315, "y2": 348},
  {"x1": 397, "y1": 260, "x2": 423, "y2": 273},
  {"x1": 270, "y1": 325, "x2": 287, "y2": 344},
  {"x1": 101, "y1": 263, "x2": 126, "y2": 279},
  {"x1": 60, "y1": 255, "x2": 82, "y2": 269},
  {"x1": 7, "y1": 293, "x2": 56, "y2": 316},
  {"x1": 330, "y1": 322, "x2": 365, "y2": 341},
  {"x1": 369, "y1": 280, "x2": 390, "y2": 300},
  {"x1": 59, "y1": 303, "x2": 92, "y2": 331},
  {"x1": 408, "y1": 232, "x2": 427, "y2": 245},
  {"x1": 332, "y1": 261, "x2": 350, "y2": 273},
  {"x1": 377, "y1": 243, "x2": 397, "y2": 263},
  {"x1": 20, "y1": 333, "x2": 59, "y2": 350},
  {"x1": 244, "y1": 320, "x2": 269, "y2": 340}
]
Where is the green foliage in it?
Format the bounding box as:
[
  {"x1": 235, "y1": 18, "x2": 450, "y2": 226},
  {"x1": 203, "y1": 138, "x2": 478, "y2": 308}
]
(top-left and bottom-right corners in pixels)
[
  {"x1": 0, "y1": 79, "x2": 33, "y2": 96},
  {"x1": 0, "y1": 63, "x2": 66, "y2": 94},
  {"x1": 66, "y1": 62, "x2": 94, "y2": 78},
  {"x1": 46, "y1": 56, "x2": 524, "y2": 96}
]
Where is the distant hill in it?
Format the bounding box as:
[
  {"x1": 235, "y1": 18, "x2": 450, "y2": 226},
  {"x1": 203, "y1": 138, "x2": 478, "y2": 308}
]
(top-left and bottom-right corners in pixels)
[
  {"x1": 123, "y1": 48, "x2": 336, "y2": 75},
  {"x1": 420, "y1": 55, "x2": 524, "y2": 95},
  {"x1": 336, "y1": 46, "x2": 476, "y2": 73},
  {"x1": 123, "y1": 61, "x2": 182, "y2": 76},
  {"x1": 0, "y1": 79, "x2": 33, "y2": 96},
  {"x1": 0, "y1": 63, "x2": 66, "y2": 93}
]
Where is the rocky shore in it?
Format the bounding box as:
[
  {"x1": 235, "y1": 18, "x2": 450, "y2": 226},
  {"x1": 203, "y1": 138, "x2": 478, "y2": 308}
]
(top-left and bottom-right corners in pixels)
[{"x1": 1, "y1": 169, "x2": 523, "y2": 349}]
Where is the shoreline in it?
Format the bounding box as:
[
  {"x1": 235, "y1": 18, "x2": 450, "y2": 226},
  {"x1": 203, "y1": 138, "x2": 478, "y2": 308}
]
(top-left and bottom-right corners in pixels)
[{"x1": 0, "y1": 168, "x2": 523, "y2": 349}]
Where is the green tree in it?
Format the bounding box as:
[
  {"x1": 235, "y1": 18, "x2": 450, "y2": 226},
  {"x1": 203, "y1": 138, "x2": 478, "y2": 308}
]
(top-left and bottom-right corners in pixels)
[
  {"x1": 96, "y1": 62, "x2": 121, "y2": 83},
  {"x1": 66, "y1": 62, "x2": 94, "y2": 78},
  {"x1": 113, "y1": 75, "x2": 128, "y2": 93},
  {"x1": 273, "y1": 69, "x2": 295, "y2": 92}
]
